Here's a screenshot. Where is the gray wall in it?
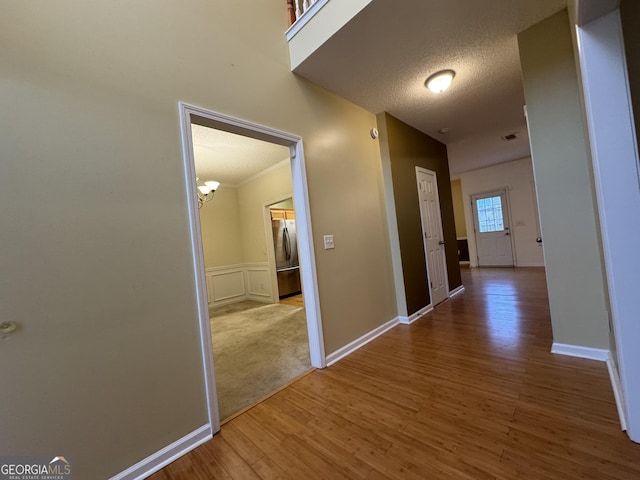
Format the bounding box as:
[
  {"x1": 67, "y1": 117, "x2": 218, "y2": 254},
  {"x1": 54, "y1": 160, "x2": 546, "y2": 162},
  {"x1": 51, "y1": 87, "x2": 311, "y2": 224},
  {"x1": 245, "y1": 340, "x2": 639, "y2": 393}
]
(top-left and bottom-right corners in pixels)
[
  {"x1": 518, "y1": 10, "x2": 609, "y2": 348},
  {"x1": 377, "y1": 113, "x2": 461, "y2": 316}
]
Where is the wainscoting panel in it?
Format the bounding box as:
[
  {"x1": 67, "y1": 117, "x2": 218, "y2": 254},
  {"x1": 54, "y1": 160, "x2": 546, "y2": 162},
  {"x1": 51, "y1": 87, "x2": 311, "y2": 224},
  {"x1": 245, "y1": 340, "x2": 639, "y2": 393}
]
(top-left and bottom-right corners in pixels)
[
  {"x1": 206, "y1": 263, "x2": 272, "y2": 307},
  {"x1": 245, "y1": 264, "x2": 272, "y2": 301},
  {"x1": 209, "y1": 268, "x2": 245, "y2": 304}
]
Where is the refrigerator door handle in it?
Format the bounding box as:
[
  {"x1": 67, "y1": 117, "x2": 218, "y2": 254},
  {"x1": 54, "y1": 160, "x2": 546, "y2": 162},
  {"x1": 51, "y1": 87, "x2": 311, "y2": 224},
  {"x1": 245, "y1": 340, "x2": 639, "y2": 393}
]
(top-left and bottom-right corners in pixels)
[{"x1": 283, "y1": 228, "x2": 290, "y2": 260}]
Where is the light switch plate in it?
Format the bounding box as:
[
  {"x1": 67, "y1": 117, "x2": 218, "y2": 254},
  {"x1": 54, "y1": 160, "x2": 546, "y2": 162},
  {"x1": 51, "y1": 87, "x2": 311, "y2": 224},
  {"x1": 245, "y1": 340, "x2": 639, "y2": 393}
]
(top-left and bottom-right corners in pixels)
[{"x1": 323, "y1": 235, "x2": 335, "y2": 250}]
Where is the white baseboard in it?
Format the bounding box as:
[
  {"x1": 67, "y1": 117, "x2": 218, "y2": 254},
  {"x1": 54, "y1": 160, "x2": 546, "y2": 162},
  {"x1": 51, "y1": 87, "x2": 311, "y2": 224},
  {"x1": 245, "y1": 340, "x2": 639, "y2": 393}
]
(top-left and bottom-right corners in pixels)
[
  {"x1": 607, "y1": 355, "x2": 628, "y2": 431},
  {"x1": 551, "y1": 342, "x2": 609, "y2": 361},
  {"x1": 399, "y1": 304, "x2": 433, "y2": 325},
  {"x1": 449, "y1": 285, "x2": 465, "y2": 297},
  {"x1": 552, "y1": 344, "x2": 627, "y2": 431},
  {"x1": 326, "y1": 317, "x2": 399, "y2": 366},
  {"x1": 110, "y1": 425, "x2": 212, "y2": 480}
]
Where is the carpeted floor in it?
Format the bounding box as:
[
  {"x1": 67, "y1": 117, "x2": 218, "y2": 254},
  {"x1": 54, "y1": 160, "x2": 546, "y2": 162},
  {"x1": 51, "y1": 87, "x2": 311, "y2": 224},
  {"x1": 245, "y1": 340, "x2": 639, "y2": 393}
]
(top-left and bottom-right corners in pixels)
[{"x1": 209, "y1": 300, "x2": 311, "y2": 421}]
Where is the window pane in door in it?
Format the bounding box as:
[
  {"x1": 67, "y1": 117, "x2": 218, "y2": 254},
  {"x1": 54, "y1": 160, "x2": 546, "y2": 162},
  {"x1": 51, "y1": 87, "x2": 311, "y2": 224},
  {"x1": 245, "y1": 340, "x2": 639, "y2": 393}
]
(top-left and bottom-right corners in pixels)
[{"x1": 476, "y1": 196, "x2": 505, "y2": 232}]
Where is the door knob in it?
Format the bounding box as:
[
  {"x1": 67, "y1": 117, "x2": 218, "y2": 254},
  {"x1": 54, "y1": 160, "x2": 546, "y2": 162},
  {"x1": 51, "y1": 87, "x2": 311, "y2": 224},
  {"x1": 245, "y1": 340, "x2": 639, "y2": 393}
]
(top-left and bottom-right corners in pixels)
[
  {"x1": 0, "y1": 321, "x2": 17, "y2": 337},
  {"x1": 536, "y1": 237, "x2": 542, "y2": 244},
  {"x1": 505, "y1": 232, "x2": 510, "y2": 236},
  {"x1": 438, "y1": 240, "x2": 445, "y2": 245}
]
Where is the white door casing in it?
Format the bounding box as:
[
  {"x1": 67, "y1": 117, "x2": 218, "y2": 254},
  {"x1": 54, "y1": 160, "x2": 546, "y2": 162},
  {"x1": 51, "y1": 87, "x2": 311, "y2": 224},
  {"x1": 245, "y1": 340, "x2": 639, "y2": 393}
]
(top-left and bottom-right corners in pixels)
[
  {"x1": 178, "y1": 102, "x2": 326, "y2": 437},
  {"x1": 416, "y1": 168, "x2": 449, "y2": 306},
  {"x1": 471, "y1": 190, "x2": 514, "y2": 267}
]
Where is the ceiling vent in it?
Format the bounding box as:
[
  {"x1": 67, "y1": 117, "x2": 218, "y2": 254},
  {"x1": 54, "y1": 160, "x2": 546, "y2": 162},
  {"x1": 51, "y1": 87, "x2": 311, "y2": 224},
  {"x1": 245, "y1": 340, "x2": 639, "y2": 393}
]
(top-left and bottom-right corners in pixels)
[{"x1": 501, "y1": 133, "x2": 518, "y2": 141}]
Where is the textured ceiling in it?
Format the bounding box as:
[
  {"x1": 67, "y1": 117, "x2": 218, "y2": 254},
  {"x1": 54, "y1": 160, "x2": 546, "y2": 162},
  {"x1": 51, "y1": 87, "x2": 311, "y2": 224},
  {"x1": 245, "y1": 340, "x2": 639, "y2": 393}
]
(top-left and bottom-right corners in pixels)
[
  {"x1": 191, "y1": 124, "x2": 290, "y2": 186},
  {"x1": 293, "y1": 0, "x2": 567, "y2": 176}
]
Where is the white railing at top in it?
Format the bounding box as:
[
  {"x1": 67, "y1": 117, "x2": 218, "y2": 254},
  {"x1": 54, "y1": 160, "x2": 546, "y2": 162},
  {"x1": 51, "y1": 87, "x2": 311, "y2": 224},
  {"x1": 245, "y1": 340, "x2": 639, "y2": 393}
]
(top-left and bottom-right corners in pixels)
[
  {"x1": 295, "y1": 0, "x2": 316, "y2": 20},
  {"x1": 285, "y1": 0, "x2": 329, "y2": 41}
]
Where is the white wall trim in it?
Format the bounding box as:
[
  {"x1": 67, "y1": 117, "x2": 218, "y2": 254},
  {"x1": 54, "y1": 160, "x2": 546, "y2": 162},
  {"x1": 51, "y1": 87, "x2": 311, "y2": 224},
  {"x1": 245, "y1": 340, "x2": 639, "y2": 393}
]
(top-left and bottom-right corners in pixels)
[
  {"x1": 326, "y1": 317, "x2": 399, "y2": 366},
  {"x1": 178, "y1": 103, "x2": 221, "y2": 438},
  {"x1": 551, "y1": 343, "x2": 609, "y2": 361},
  {"x1": 204, "y1": 263, "x2": 272, "y2": 307},
  {"x1": 398, "y1": 304, "x2": 433, "y2": 325},
  {"x1": 109, "y1": 425, "x2": 211, "y2": 480},
  {"x1": 449, "y1": 285, "x2": 465, "y2": 298},
  {"x1": 175, "y1": 102, "x2": 327, "y2": 469},
  {"x1": 181, "y1": 102, "x2": 326, "y2": 370},
  {"x1": 607, "y1": 355, "x2": 628, "y2": 431},
  {"x1": 574, "y1": 7, "x2": 640, "y2": 442}
]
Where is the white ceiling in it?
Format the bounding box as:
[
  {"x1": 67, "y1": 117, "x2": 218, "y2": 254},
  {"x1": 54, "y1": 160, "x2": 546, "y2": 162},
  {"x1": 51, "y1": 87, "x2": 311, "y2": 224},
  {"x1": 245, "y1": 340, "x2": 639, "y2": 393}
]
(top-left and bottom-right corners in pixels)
[
  {"x1": 191, "y1": 124, "x2": 290, "y2": 186},
  {"x1": 292, "y1": 0, "x2": 567, "y2": 177}
]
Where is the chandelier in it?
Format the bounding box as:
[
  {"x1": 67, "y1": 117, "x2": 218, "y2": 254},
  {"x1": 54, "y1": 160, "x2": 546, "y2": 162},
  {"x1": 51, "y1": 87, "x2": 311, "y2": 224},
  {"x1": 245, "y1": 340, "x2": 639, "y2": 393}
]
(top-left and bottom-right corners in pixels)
[{"x1": 196, "y1": 179, "x2": 220, "y2": 208}]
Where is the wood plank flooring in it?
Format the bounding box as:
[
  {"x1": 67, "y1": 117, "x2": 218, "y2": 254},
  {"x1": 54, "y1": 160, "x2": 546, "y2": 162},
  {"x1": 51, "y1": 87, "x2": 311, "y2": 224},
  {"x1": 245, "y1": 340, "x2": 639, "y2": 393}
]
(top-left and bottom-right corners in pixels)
[
  {"x1": 279, "y1": 294, "x2": 304, "y2": 308},
  {"x1": 151, "y1": 267, "x2": 640, "y2": 479}
]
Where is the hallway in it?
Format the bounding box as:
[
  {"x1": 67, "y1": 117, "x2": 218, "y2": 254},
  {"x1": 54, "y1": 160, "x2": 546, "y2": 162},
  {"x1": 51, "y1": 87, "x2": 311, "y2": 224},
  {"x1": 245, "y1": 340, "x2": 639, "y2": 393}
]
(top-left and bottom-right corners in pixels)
[{"x1": 152, "y1": 268, "x2": 640, "y2": 479}]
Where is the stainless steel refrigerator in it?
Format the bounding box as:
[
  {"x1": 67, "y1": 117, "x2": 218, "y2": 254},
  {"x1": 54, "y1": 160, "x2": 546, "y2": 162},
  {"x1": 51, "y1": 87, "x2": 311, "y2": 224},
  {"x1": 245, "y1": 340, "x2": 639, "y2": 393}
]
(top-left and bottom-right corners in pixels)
[{"x1": 272, "y1": 218, "x2": 302, "y2": 298}]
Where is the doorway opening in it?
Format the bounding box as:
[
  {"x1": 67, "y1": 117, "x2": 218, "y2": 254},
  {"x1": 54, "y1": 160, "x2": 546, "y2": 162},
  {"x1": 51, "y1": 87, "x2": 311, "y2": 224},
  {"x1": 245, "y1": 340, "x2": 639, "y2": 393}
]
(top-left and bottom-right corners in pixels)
[
  {"x1": 267, "y1": 198, "x2": 303, "y2": 303},
  {"x1": 178, "y1": 103, "x2": 325, "y2": 432}
]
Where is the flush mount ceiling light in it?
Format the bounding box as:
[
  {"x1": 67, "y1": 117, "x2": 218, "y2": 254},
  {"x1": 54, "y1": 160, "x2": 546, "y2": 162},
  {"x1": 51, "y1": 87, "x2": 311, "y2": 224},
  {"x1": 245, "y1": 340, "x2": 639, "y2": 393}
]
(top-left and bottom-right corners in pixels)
[{"x1": 425, "y1": 69, "x2": 456, "y2": 93}]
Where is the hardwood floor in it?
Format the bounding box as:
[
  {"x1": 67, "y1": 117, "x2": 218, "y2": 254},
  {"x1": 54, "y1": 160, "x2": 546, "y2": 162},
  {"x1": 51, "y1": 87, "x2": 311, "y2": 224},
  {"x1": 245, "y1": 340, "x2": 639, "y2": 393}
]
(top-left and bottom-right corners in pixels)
[
  {"x1": 279, "y1": 293, "x2": 304, "y2": 308},
  {"x1": 151, "y1": 267, "x2": 640, "y2": 479}
]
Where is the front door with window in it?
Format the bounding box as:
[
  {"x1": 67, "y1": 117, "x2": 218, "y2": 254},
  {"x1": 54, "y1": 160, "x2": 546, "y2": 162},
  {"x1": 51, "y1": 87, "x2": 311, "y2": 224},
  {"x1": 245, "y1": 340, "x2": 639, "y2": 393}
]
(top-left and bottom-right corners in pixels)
[{"x1": 472, "y1": 190, "x2": 514, "y2": 266}]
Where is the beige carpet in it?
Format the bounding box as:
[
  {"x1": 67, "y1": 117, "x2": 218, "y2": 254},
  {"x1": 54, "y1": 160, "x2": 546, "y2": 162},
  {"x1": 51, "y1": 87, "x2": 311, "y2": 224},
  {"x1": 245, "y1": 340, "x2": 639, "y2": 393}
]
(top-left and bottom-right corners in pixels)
[{"x1": 210, "y1": 300, "x2": 311, "y2": 421}]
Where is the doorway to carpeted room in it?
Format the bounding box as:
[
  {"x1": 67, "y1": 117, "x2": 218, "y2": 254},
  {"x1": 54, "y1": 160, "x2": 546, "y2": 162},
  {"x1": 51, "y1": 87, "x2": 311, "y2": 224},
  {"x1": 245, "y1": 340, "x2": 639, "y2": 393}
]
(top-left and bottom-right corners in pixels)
[{"x1": 209, "y1": 298, "x2": 312, "y2": 421}]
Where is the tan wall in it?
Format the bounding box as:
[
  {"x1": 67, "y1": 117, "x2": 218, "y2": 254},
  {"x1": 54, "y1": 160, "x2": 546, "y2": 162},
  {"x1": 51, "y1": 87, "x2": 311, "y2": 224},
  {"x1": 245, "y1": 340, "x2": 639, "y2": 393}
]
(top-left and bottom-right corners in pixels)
[
  {"x1": 238, "y1": 163, "x2": 293, "y2": 264},
  {"x1": 270, "y1": 198, "x2": 294, "y2": 209},
  {"x1": 450, "y1": 179, "x2": 467, "y2": 238},
  {"x1": 199, "y1": 186, "x2": 243, "y2": 268},
  {"x1": 0, "y1": 1, "x2": 396, "y2": 477},
  {"x1": 518, "y1": 10, "x2": 609, "y2": 348},
  {"x1": 200, "y1": 162, "x2": 294, "y2": 270}
]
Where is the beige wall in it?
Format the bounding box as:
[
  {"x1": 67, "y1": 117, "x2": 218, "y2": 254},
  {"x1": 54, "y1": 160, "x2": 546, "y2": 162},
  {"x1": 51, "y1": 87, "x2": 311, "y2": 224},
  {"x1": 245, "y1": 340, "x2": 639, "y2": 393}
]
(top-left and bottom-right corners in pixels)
[
  {"x1": 519, "y1": 10, "x2": 609, "y2": 348},
  {"x1": 199, "y1": 162, "x2": 293, "y2": 270},
  {"x1": 238, "y1": 163, "x2": 293, "y2": 264},
  {"x1": 199, "y1": 186, "x2": 243, "y2": 268},
  {"x1": 270, "y1": 198, "x2": 294, "y2": 209},
  {"x1": 450, "y1": 179, "x2": 467, "y2": 238},
  {"x1": 0, "y1": 1, "x2": 396, "y2": 477}
]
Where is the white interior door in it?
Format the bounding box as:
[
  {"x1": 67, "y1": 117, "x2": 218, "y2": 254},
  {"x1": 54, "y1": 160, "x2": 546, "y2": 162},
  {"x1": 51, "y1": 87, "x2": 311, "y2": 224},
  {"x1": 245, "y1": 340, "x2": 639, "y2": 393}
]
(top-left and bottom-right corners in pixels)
[
  {"x1": 472, "y1": 190, "x2": 514, "y2": 266},
  {"x1": 416, "y1": 168, "x2": 449, "y2": 306}
]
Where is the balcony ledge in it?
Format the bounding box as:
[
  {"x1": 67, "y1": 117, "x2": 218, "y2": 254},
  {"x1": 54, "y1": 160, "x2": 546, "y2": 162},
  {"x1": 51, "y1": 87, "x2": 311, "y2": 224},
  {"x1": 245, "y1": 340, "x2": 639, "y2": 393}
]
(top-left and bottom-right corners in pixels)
[{"x1": 285, "y1": 0, "x2": 331, "y2": 42}]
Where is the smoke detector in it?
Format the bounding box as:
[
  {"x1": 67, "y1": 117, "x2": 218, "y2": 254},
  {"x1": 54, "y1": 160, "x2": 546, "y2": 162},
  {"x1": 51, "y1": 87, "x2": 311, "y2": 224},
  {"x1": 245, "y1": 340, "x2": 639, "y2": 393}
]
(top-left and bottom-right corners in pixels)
[{"x1": 501, "y1": 133, "x2": 518, "y2": 141}]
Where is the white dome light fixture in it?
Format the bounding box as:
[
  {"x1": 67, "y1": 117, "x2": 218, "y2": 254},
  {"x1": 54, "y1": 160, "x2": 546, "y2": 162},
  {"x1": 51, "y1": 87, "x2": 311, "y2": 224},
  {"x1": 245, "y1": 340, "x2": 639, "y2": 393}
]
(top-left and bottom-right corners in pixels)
[{"x1": 425, "y1": 69, "x2": 456, "y2": 93}]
